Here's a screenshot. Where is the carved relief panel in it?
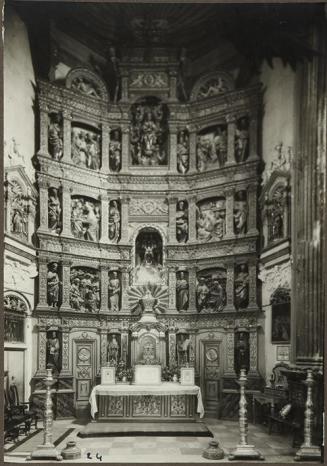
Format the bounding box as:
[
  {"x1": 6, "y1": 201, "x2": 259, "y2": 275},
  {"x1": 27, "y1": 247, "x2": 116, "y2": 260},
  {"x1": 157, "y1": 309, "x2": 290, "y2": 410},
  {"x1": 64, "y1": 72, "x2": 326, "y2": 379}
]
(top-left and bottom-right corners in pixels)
[
  {"x1": 70, "y1": 267, "x2": 100, "y2": 312},
  {"x1": 196, "y1": 268, "x2": 227, "y2": 313},
  {"x1": 196, "y1": 197, "x2": 226, "y2": 242},
  {"x1": 71, "y1": 123, "x2": 101, "y2": 170},
  {"x1": 71, "y1": 196, "x2": 100, "y2": 242},
  {"x1": 197, "y1": 124, "x2": 227, "y2": 172}
]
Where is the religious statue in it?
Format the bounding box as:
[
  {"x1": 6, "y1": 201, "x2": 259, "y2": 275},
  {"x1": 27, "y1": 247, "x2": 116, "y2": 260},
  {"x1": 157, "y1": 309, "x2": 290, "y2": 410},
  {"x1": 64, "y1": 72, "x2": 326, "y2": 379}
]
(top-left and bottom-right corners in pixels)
[
  {"x1": 197, "y1": 272, "x2": 226, "y2": 313},
  {"x1": 47, "y1": 263, "x2": 60, "y2": 307},
  {"x1": 177, "y1": 130, "x2": 189, "y2": 174},
  {"x1": 71, "y1": 197, "x2": 100, "y2": 242},
  {"x1": 177, "y1": 334, "x2": 191, "y2": 366},
  {"x1": 11, "y1": 192, "x2": 27, "y2": 236},
  {"x1": 176, "y1": 271, "x2": 189, "y2": 311},
  {"x1": 235, "y1": 118, "x2": 249, "y2": 163},
  {"x1": 108, "y1": 200, "x2": 120, "y2": 242},
  {"x1": 234, "y1": 265, "x2": 249, "y2": 309},
  {"x1": 135, "y1": 231, "x2": 164, "y2": 284},
  {"x1": 109, "y1": 130, "x2": 121, "y2": 172},
  {"x1": 71, "y1": 199, "x2": 84, "y2": 239},
  {"x1": 107, "y1": 335, "x2": 120, "y2": 365},
  {"x1": 234, "y1": 192, "x2": 248, "y2": 235},
  {"x1": 176, "y1": 200, "x2": 188, "y2": 243},
  {"x1": 48, "y1": 113, "x2": 63, "y2": 160},
  {"x1": 71, "y1": 76, "x2": 100, "y2": 98},
  {"x1": 71, "y1": 127, "x2": 101, "y2": 170},
  {"x1": 196, "y1": 199, "x2": 226, "y2": 242},
  {"x1": 139, "y1": 337, "x2": 159, "y2": 365},
  {"x1": 47, "y1": 331, "x2": 60, "y2": 371},
  {"x1": 48, "y1": 188, "x2": 61, "y2": 234},
  {"x1": 130, "y1": 99, "x2": 167, "y2": 166},
  {"x1": 108, "y1": 271, "x2": 121, "y2": 312},
  {"x1": 84, "y1": 201, "x2": 99, "y2": 241},
  {"x1": 197, "y1": 125, "x2": 227, "y2": 172},
  {"x1": 196, "y1": 277, "x2": 210, "y2": 311},
  {"x1": 213, "y1": 127, "x2": 227, "y2": 167}
]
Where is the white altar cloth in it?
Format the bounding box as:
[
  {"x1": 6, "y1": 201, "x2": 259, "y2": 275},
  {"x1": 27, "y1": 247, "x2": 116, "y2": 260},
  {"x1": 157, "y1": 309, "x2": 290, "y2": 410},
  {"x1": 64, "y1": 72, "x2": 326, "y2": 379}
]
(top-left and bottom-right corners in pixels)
[{"x1": 89, "y1": 382, "x2": 205, "y2": 418}]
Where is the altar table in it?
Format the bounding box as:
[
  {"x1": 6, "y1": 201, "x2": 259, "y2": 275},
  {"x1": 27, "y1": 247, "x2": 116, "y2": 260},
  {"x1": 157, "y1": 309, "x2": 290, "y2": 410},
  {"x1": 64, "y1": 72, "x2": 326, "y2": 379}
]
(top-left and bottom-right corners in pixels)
[{"x1": 89, "y1": 383, "x2": 205, "y2": 421}]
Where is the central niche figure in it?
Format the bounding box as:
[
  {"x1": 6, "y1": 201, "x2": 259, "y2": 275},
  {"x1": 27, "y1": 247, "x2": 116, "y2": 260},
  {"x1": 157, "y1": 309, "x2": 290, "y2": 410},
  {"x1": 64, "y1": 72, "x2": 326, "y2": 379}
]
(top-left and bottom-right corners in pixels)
[
  {"x1": 130, "y1": 97, "x2": 168, "y2": 166},
  {"x1": 135, "y1": 230, "x2": 164, "y2": 284}
]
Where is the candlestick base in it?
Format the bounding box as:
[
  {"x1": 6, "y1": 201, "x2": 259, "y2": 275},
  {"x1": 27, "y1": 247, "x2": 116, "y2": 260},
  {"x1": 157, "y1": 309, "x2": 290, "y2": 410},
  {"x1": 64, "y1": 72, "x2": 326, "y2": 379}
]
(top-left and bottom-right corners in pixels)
[
  {"x1": 229, "y1": 444, "x2": 264, "y2": 460},
  {"x1": 26, "y1": 444, "x2": 63, "y2": 461},
  {"x1": 294, "y1": 445, "x2": 322, "y2": 461}
]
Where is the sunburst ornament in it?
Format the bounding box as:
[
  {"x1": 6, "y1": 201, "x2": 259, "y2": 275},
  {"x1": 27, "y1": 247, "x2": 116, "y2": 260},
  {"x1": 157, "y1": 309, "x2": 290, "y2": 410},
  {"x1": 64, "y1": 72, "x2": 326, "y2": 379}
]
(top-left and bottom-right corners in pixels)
[{"x1": 127, "y1": 284, "x2": 168, "y2": 314}]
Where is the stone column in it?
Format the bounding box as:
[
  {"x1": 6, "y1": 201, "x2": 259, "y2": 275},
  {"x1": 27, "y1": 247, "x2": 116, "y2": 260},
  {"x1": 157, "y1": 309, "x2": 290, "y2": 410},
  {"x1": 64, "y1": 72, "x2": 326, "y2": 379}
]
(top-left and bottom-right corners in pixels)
[
  {"x1": 36, "y1": 325, "x2": 48, "y2": 376},
  {"x1": 60, "y1": 260, "x2": 71, "y2": 311},
  {"x1": 188, "y1": 266, "x2": 198, "y2": 311},
  {"x1": 168, "y1": 197, "x2": 177, "y2": 244},
  {"x1": 248, "y1": 325, "x2": 259, "y2": 375},
  {"x1": 100, "y1": 194, "x2": 109, "y2": 244},
  {"x1": 62, "y1": 110, "x2": 72, "y2": 164},
  {"x1": 120, "y1": 197, "x2": 129, "y2": 243},
  {"x1": 188, "y1": 196, "x2": 197, "y2": 243},
  {"x1": 38, "y1": 103, "x2": 49, "y2": 156},
  {"x1": 60, "y1": 183, "x2": 72, "y2": 237},
  {"x1": 189, "y1": 129, "x2": 197, "y2": 173},
  {"x1": 38, "y1": 178, "x2": 49, "y2": 233},
  {"x1": 37, "y1": 257, "x2": 48, "y2": 309},
  {"x1": 248, "y1": 259, "x2": 258, "y2": 310},
  {"x1": 168, "y1": 266, "x2": 177, "y2": 313},
  {"x1": 225, "y1": 260, "x2": 236, "y2": 311},
  {"x1": 226, "y1": 114, "x2": 236, "y2": 166},
  {"x1": 120, "y1": 267, "x2": 130, "y2": 312},
  {"x1": 99, "y1": 328, "x2": 108, "y2": 367},
  {"x1": 60, "y1": 327, "x2": 71, "y2": 376},
  {"x1": 247, "y1": 184, "x2": 258, "y2": 235},
  {"x1": 169, "y1": 126, "x2": 178, "y2": 173},
  {"x1": 248, "y1": 112, "x2": 259, "y2": 161},
  {"x1": 225, "y1": 188, "x2": 235, "y2": 239},
  {"x1": 168, "y1": 329, "x2": 177, "y2": 367},
  {"x1": 224, "y1": 324, "x2": 236, "y2": 377},
  {"x1": 101, "y1": 123, "x2": 110, "y2": 174},
  {"x1": 100, "y1": 266, "x2": 109, "y2": 313},
  {"x1": 121, "y1": 126, "x2": 130, "y2": 172}
]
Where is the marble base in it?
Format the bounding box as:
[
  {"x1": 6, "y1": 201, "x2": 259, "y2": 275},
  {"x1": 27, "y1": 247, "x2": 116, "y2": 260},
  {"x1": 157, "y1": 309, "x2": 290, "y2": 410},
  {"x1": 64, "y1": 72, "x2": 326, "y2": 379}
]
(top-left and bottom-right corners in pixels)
[
  {"x1": 229, "y1": 444, "x2": 264, "y2": 460},
  {"x1": 26, "y1": 443, "x2": 63, "y2": 461}
]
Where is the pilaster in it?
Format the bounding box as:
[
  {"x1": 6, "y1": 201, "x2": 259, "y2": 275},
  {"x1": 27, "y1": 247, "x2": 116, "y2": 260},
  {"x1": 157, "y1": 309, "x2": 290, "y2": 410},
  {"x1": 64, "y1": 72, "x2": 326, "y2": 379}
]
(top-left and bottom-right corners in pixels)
[
  {"x1": 225, "y1": 260, "x2": 236, "y2": 311},
  {"x1": 120, "y1": 197, "x2": 129, "y2": 243},
  {"x1": 120, "y1": 267, "x2": 130, "y2": 313},
  {"x1": 248, "y1": 259, "x2": 258, "y2": 310},
  {"x1": 248, "y1": 325, "x2": 259, "y2": 376},
  {"x1": 225, "y1": 187, "x2": 235, "y2": 239},
  {"x1": 62, "y1": 110, "x2": 72, "y2": 164},
  {"x1": 100, "y1": 266, "x2": 109, "y2": 313},
  {"x1": 169, "y1": 126, "x2": 178, "y2": 173},
  {"x1": 224, "y1": 324, "x2": 236, "y2": 377},
  {"x1": 36, "y1": 324, "x2": 48, "y2": 376},
  {"x1": 167, "y1": 266, "x2": 177, "y2": 313},
  {"x1": 168, "y1": 329, "x2": 177, "y2": 367},
  {"x1": 99, "y1": 328, "x2": 108, "y2": 367},
  {"x1": 168, "y1": 197, "x2": 177, "y2": 244},
  {"x1": 121, "y1": 126, "x2": 130, "y2": 172},
  {"x1": 120, "y1": 71, "x2": 129, "y2": 103},
  {"x1": 38, "y1": 178, "x2": 49, "y2": 233},
  {"x1": 120, "y1": 331, "x2": 129, "y2": 363},
  {"x1": 60, "y1": 327, "x2": 71, "y2": 376},
  {"x1": 188, "y1": 196, "x2": 197, "y2": 243},
  {"x1": 37, "y1": 257, "x2": 48, "y2": 309},
  {"x1": 101, "y1": 123, "x2": 110, "y2": 174},
  {"x1": 38, "y1": 103, "x2": 50, "y2": 157},
  {"x1": 168, "y1": 70, "x2": 178, "y2": 102},
  {"x1": 247, "y1": 184, "x2": 258, "y2": 235},
  {"x1": 248, "y1": 112, "x2": 259, "y2": 161},
  {"x1": 226, "y1": 114, "x2": 236, "y2": 166},
  {"x1": 61, "y1": 183, "x2": 72, "y2": 237},
  {"x1": 100, "y1": 194, "x2": 109, "y2": 244},
  {"x1": 189, "y1": 130, "x2": 197, "y2": 173},
  {"x1": 188, "y1": 266, "x2": 197, "y2": 311},
  {"x1": 60, "y1": 260, "x2": 71, "y2": 311}
]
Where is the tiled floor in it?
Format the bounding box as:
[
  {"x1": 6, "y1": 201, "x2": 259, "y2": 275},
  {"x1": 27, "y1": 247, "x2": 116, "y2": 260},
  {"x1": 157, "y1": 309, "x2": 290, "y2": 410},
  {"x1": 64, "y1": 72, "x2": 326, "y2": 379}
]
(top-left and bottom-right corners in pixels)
[{"x1": 4, "y1": 418, "x2": 301, "y2": 463}]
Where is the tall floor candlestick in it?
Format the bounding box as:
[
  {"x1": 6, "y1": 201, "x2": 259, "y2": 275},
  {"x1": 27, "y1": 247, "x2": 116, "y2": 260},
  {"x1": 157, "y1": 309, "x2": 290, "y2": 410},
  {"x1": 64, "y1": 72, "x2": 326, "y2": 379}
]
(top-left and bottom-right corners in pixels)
[
  {"x1": 229, "y1": 369, "x2": 264, "y2": 460},
  {"x1": 295, "y1": 369, "x2": 322, "y2": 461},
  {"x1": 27, "y1": 368, "x2": 62, "y2": 461}
]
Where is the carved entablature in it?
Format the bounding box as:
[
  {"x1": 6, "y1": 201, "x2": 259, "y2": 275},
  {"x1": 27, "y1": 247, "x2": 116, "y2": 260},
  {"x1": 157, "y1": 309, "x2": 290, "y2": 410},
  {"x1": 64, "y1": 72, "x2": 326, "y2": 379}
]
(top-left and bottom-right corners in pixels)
[
  {"x1": 65, "y1": 67, "x2": 109, "y2": 102},
  {"x1": 4, "y1": 166, "x2": 37, "y2": 243},
  {"x1": 129, "y1": 198, "x2": 168, "y2": 218},
  {"x1": 260, "y1": 171, "x2": 290, "y2": 250},
  {"x1": 190, "y1": 71, "x2": 235, "y2": 102}
]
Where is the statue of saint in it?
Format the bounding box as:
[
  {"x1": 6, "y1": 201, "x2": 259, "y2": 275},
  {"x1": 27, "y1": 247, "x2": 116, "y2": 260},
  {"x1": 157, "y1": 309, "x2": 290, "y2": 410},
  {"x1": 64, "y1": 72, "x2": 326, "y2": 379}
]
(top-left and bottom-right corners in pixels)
[
  {"x1": 108, "y1": 271, "x2": 120, "y2": 312},
  {"x1": 109, "y1": 200, "x2": 120, "y2": 242},
  {"x1": 196, "y1": 277, "x2": 210, "y2": 311},
  {"x1": 70, "y1": 277, "x2": 83, "y2": 310},
  {"x1": 86, "y1": 133, "x2": 101, "y2": 170},
  {"x1": 234, "y1": 199, "x2": 248, "y2": 235},
  {"x1": 47, "y1": 263, "x2": 60, "y2": 307},
  {"x1": 84, "y1": 201, "x2": 99, "y2": 242},
  {"x1": 107, "y1": 335, "x2": 119, "y2": 364},
  {"x1": 109, "y1": 130, "x2": 121, "y2": 172},
  {"x1": 177, "y1": 131, "x2": 189, "y2": 174},
  {"x1": 235, "y1": 118, "x2": 249, "y2": 163},
  {"x1": 48, "y1": 188, "x2": 61, "y2": 234},
  {"x1": 176, "y1": 201, "x2": 188, "y2": 243},
  {"x1": 178, "y1": 335, "x2": 190, "y2": 365},
  {"x1": 48, "y1": 114, "x2": 63, "y2": 160},
  {"x1": 234, "y1": 265, "x2": 249, "y2": 309},
  {"x1": 47, "y1": 331, "x2": 60, "y2": 371},
  {"x1": 11, "y1": 195, "x2": 27, "y2": 235},
  {"x1": 176, "y1": 271, "x2": 189, "y2": 311},
  {"x1": 71, "y1": 129, "x2": 87, "y2": 167},
  {"x1": 213, "y1": 127, "x2": 227, "y2": 167},
  {"x1": 71, "y1": 199, "x2": 84, "y2": 239}
]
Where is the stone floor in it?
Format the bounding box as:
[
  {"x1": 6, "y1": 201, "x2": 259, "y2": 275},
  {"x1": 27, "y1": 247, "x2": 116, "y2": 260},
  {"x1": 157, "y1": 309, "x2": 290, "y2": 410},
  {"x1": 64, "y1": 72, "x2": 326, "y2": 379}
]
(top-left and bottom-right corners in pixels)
[{"x1": 4, "y1": 417, "x2": 303, "y2": 463}]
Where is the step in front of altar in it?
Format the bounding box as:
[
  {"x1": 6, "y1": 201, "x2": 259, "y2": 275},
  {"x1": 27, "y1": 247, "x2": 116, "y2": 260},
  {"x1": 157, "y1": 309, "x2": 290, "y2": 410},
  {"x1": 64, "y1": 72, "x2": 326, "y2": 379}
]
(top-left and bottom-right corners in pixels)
[{"x1": 78, "y1": 421, "x2": 213, "y2": 438}]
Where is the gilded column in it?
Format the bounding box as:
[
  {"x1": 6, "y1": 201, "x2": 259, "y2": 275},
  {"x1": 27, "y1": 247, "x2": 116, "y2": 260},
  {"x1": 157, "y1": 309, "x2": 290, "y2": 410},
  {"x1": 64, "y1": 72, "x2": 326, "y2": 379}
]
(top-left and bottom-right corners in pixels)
[
  {"x1": 121, "y1": 126, "x2": 130, "y2": 172},
  {"x1": 38, "y1": 177, "x2": 49, "y2": 233},
  {"x1": 226, "y1": 114, "x2": 236, "y2": 166},
  {"x1": 60, "y1": 327, "x2": 71, "y2": 376},
  {"x1": 36, "y1": 324, "x2": 48, "y2": 376},
  {"x1": 168, "y1": 329, "x2": 177, "y2": 367},
  {"x1": 168, "y1": 197, "x2": 177, "y2": 244},
  {"x1": 224, "y1": 324, "x2": 236, "y2": 377},
  {"x1": 169, "y1": 125, "x2": 178, "y2": 173},
  {"x1": 168, "y1": 266, "x2": 177, "y2": 313},
  {"x1": 62, "y1": 110, "x2": 72, "y2": 163},
  {"x1": 101, "y1": 123, "x2": 110, "y2": 174},
  {"x1": 248, "y1": 112, "x2": 259, "y2": 161},
  {"x1": 120, "y1": 196, "x2": 129, "y2": 243},
  {"x1": 100, "y1": 194, "x2": 109, "y2": 244},
  {"x1": 248, "y1": 325, "x2": 259, "y2": 375},
  {"x1": 225, "y1": 260, "x2": 236, "y2": 311},
  {"x1": 100, "y1": 266, "x2": 109, "y2": 313},
  {"x1": 60, "y1": 183, "x2": 72, "y2": 237},
  {"x1": 188, "y1": 196, "x2": 197, "y2": 243},
  {"x1": 188, "y1": 266, "x2": 197, "y2": 311},
  {"x1": 120, "y1": 267, "x2": 130, "y2": 312},
  {"x1": 225, "y1": 187, "x2": 235, "y2": 239},
  {"x1": 189, "y1": 129, "x2": 197, "y2": 173},
  {"x1": 38, "y1": 103, "x2": 49, "y2": 156},
  {"x1": 248, "y1": 259, "x2": 258, "y2": 310},
  {"x1": 60, "y1": 260, "x2": 71, "y2": 311},
  {"x1": 247, "y1": 183, "x2": 258, "y2": 235},
  {"x1": 37, "y1": 257, "x2": 48, "y2": 309}
]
